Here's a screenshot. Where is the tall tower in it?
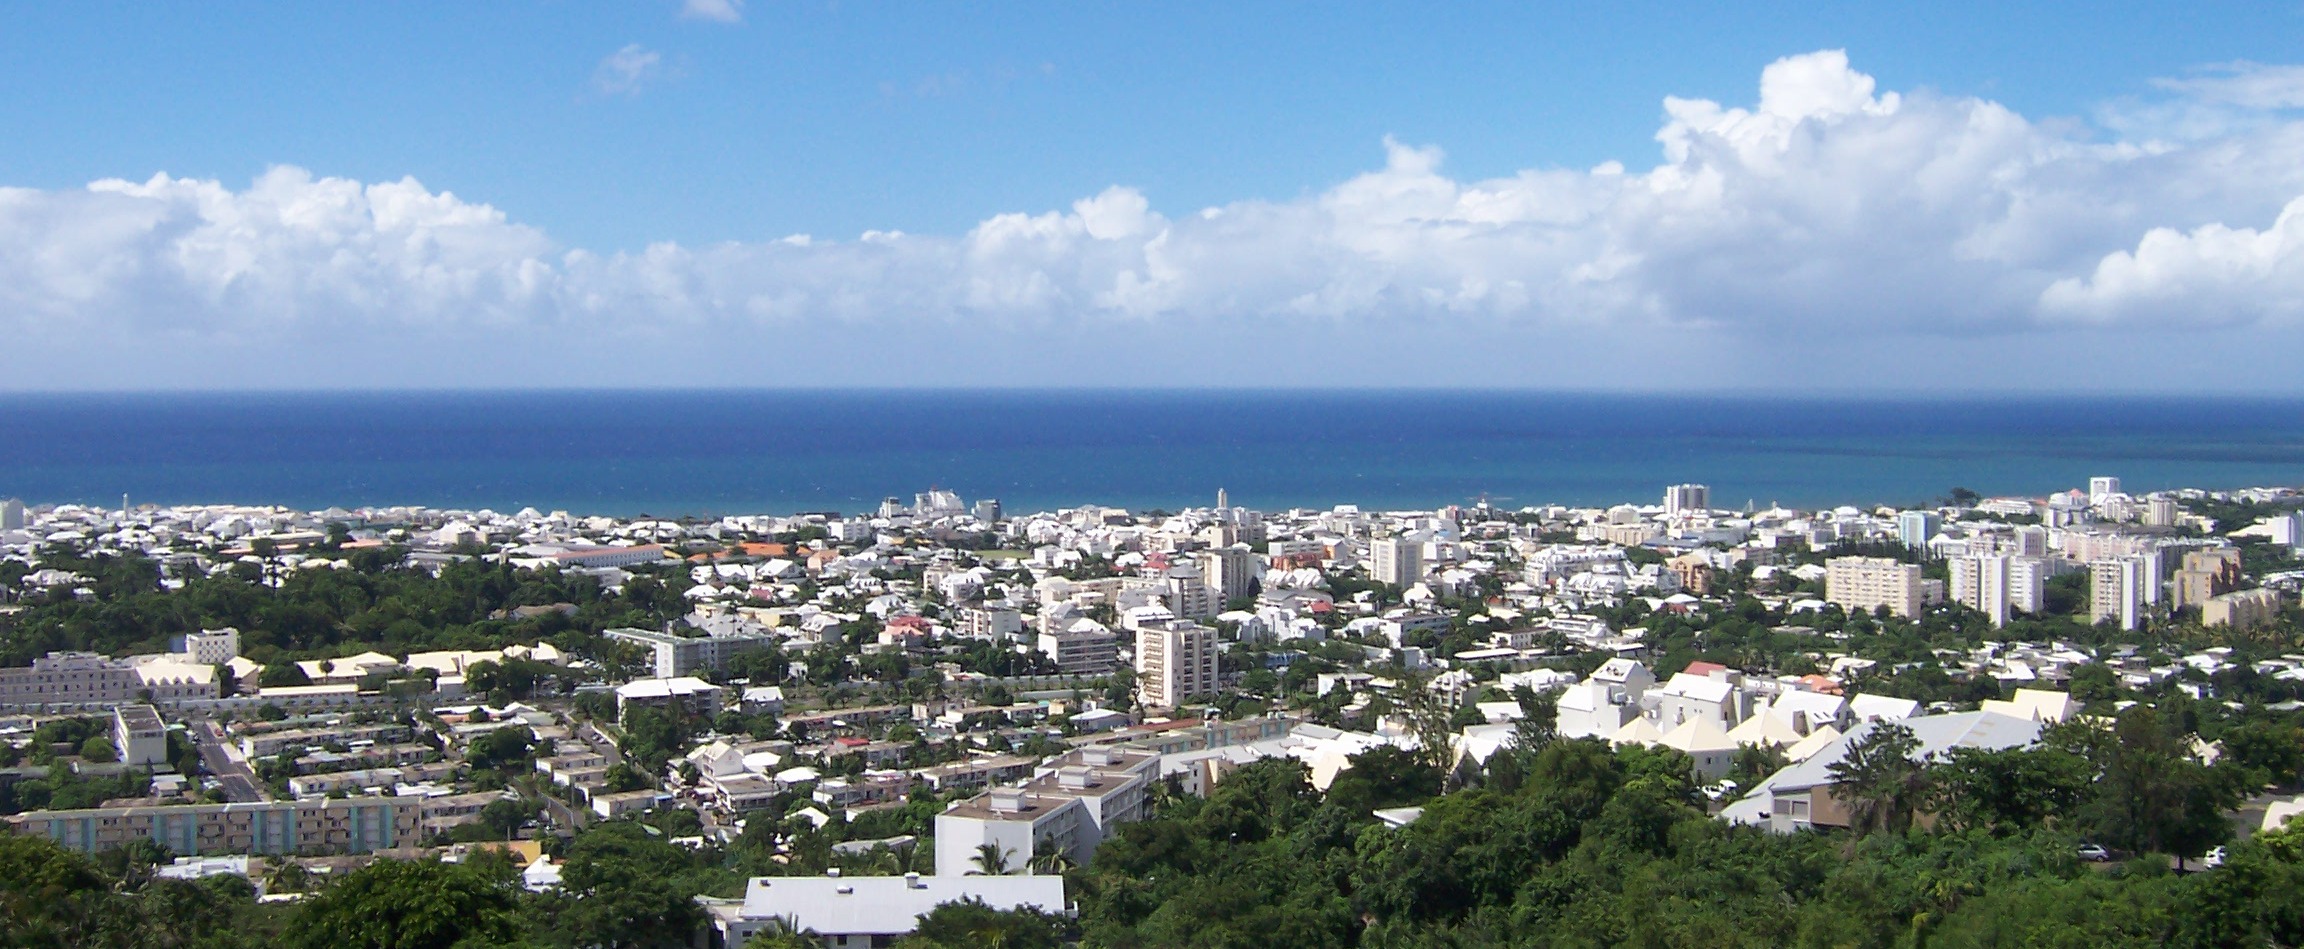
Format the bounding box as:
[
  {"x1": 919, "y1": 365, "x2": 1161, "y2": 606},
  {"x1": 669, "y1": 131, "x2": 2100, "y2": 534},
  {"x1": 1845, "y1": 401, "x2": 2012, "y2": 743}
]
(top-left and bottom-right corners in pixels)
[{"x1": 1216, "y1": 487, "x2": 1228, "y2": 511}]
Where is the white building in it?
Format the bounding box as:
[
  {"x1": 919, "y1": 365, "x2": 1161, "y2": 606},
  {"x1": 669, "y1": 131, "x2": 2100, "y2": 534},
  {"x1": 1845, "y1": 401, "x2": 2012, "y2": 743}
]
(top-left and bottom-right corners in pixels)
[
  {"x1": 178, "y1": 628, "x2": 242, "y2": 666},
  {"x1": 1135, "y1": 621, "x2": 1219, "y2": 709},
  {"x1": 1662, "y1": 484, "x2": 1710, "y2": 516},
  {"x1": 1199, "y1": 544, "x2": 1259, "y2": 605},
  {"x1": 1948, "y1": 555, "x2": 2048, "y2": 627},
  {"x1": 2089, "y1": 557, "x2": 2146, "y2": 631},
  {"x1": 1370, "y1": 536, "x2": 1423, "y2": 587},
  {"x1": 1038, "y1": 619, "x2": 1120, "y2": 676},
  {"x1": 1554, "y1": 659, "x2": 1654, "y2": 740},
  {"x1": 933, "y1": 746, "x2": 1159, "y2": 879},
  {"x1": 113, "y1": 704, "x2": 168, "y2": 767},
  {"x1": 709, "y1": 874, "x2": 1067, "y2": 949}
]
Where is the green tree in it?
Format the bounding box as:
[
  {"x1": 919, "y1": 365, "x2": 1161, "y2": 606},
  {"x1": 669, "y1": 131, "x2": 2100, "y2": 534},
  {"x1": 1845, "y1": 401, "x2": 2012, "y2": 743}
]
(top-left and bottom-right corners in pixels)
[
  {"x1": 290, "y1": 857, "x2": 519, "y2": 949},
  {"x1": 77, "y1": 736, "x2": 117, "y2": 764},
  {"x1": 969, "y1": 842, "x2": 1015, "y2": 876},
  {"x1": 1827, "y1": 721, "x2": 1929, "y2": 837}
]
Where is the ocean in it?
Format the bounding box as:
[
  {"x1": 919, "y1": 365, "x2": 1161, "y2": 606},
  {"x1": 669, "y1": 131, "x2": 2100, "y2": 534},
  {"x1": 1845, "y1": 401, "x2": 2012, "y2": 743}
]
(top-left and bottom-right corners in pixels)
[{"x1": 0, "y1": 390, "x2": 2300, "y2": 517}]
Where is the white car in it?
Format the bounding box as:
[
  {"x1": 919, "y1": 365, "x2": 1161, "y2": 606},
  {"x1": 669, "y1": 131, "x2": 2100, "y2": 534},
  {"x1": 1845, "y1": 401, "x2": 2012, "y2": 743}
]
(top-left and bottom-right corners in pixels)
[
  {"x1": 2077, "y1": 843, "x2": 2112, "y2": 862},
  {"x1": 2203, "y1": 846, "x2": 2227, "y2": 868}
]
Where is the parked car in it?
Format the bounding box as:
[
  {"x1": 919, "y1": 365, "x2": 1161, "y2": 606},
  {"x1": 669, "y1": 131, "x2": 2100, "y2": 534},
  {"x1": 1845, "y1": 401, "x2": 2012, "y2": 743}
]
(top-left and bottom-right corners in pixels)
[
  {"x1": 2077, "y1": 843, "x2": 2112, "y2": 862},
  {"x1": 2203, "y1": 846, "x2": 2227, "y2": 868},
  {"x1": 1701, "y1": 780, "x2": 1740, "y2": 801}
]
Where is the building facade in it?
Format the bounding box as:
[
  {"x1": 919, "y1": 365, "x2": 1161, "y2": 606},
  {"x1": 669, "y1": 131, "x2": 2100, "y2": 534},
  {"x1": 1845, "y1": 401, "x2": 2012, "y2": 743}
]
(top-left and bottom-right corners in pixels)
[
  {"x1": 1824, "y1": 557, "x2": 1924, "y2": 618},
  {"x1": 1135, "y1": 621, "x2": 1219, "y2": 709}
]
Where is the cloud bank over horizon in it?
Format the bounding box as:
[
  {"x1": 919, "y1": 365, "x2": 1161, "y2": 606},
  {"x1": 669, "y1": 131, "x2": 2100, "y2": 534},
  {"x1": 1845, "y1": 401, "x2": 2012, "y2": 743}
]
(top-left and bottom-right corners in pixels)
[{"x1": 7, "y1": 50, "x2": 2304, "y2": 390}]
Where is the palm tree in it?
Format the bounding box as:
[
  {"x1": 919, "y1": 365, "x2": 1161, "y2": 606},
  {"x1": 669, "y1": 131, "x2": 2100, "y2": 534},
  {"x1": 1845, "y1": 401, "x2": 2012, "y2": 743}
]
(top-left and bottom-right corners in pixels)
[
  {"x1": 969, "y1": 842, "x2": 1014, "y2": 876},
  {"x1": 1827, "y1": 721, "x2": 1929, "y2": 841},
  {"x1": 1027, "y1": 840, "x2": 1076, "y2": 876}
]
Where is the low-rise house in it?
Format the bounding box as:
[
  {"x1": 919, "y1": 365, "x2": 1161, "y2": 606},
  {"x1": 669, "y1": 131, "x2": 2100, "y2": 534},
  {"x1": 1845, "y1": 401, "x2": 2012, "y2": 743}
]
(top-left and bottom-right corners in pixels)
[{"x1": 705, "y1": 873, "x2": 1067, "y2": 949}]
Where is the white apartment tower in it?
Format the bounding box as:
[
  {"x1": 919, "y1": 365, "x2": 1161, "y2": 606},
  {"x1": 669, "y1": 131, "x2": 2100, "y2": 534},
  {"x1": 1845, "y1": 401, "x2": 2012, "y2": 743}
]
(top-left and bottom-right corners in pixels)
[
  {"x1": 2088, "y1": 477, "x2": 2122, "y2": 503},
  {"x1": 1662, "y1": 484, "x2": 1710, "y2": 516},
  {"x1": 1198, "y1": 544, "x2": 1259, "y2": 605},
  {"x1": 1370, "y1": 535, "x2": 1423, "y2": 588},
  {"x1": 0, "y1": 498, "x2": 23, "y2": 531},
  {"x1": 1161, "y1": 564, "x2": 1217, "y2": 620},
  {"x1": 1949, "y1": 555, "x2": 2047, "y2": 627},
  {"x1": 1825, "y1": 556, "x2": 1925, "y2": 618},
  {"x1": 1135, "y1": 622, "x2": 1219, "y2": 709},
  {"x1": 180, "y1": 627, "x2": 242, "y2": 665},
  {"x1": 2089, "y1": 557, "x2": 2146, "y2": 631}
]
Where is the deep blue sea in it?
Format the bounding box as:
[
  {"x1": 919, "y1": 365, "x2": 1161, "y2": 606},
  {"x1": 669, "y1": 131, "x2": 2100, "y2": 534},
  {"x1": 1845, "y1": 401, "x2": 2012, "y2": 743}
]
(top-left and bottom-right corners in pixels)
[{"x1": 0, "y1": 390, "x2": 2300, "y2": 517}]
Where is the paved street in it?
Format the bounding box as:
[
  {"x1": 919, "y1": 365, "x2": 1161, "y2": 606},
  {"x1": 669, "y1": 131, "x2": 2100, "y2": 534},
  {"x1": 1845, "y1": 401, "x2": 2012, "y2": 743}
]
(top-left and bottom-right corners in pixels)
[{"x1": 193, "y1": 720, "x2": 266, "y2": 803}]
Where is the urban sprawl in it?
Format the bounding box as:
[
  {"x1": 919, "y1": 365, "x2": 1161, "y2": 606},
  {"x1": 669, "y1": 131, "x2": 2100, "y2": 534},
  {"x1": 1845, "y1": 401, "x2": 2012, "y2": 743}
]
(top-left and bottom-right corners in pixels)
[{"x1": 4, "y1": 479, "x2": 2304, "y2": 946}]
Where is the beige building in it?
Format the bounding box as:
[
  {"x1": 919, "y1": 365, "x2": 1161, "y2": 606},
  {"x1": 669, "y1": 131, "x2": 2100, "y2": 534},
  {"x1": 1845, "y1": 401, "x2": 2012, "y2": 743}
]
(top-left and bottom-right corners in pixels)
[
  {"x1": 1135, "y1": 621, "x2": 1219, "y2": 710},
  {"x1": 2203, "y1": 588, "x2": 2283, "y2": 632},
  {"x1": 1825, "y1": 557, "x2": 1924, "y2": 618},
  {"x1": 2172, "y1": 548, "x2": 2243, "y2": 610},
  {"x1": 10, "y1": 797, "x2": 424, "y2": 856}
]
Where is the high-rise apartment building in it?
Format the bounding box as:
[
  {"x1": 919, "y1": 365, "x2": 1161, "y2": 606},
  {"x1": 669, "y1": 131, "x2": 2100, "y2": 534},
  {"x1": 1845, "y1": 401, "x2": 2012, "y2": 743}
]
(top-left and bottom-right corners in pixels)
[
  {"x1": 1825, "y1": 557, "x2": 1924, "y2": 618},
  {"x1": 1161, "y1": 564, "x2": 1217, "y2": 620},
  {"x1": 2089, "y1": 477, "x2": 2122, "y2": 503},
  {"x1": 1135, "y1": 621, "x2": 1219, "y2": 709},
  {"x1": 0, "y1": 498, "x2": 23, "y2": 530},
  {"x1": 2171, "y1": 548, "x2": 2243, "y2": 610},
  {"x1": 1949, "y1": 554, "x2": 2048, "y2": 627},
  {"x1": 1198, "y1": 544, "x2": 1259, "y2": 606},
  {"x1": 2143, "y1": 497, "x2": 2181, "y2": 528},
  {"x1": 2089, "y1": 558, "x2": 2146, "y2": 631},
  {"x1": 1662, "y1": 484, "x2": 1710, "y2": 516},
  {"x1": 1370, "y1": 535, "x2": 1423, "y2": 588},
  {"x1": 1896, "y1": 511, "x2": 1942, "y2": 552}
]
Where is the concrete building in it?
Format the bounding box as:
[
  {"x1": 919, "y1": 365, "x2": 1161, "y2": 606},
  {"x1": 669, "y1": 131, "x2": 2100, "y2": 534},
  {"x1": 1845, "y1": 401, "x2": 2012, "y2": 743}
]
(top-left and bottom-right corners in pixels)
[
  {"x1": 604, "y1": 626, "x2": 776, "y2": 679},
  {"x1": 1370, "y1": 535, "x2": 1423, "y2": 587},
  {"x1": 112, "y1": 704, "x2": 169, "y2": 767},
  {"x1": 1160, "y1": 564, "x2": 1217, "y2": 621},
  {"x1": 1662, "y1": 484, "x2": 1710, "y2": 516},
  {"x1": 956, "y1": 607, "x2": 1025, "y2": 642},
  {"x1": 1895, "y1": 511, "x2": 1941, "y2": 553},
  {"x1": 0, "y1": 498, "x2": 23, "y2": 530},
  {"x1": 0, "y1": 651, "x2": 220, "y2": 711},
  {"x1": 1555, "y1": 659, "x2": 1655, "y2": 740},
  {"x1": 1948, "y1": 554, "x2": 2048, "y2": 627},
  {"x1": 2143, "y1": 497, "x2": 2181, "y2": 528},
  {"x1": 932, "y1": 745, "x2": 1159, "y2": 879},
  {"x1": 613, "y1": 677, "x2": 726, "y2": 720},
  {"x1": 2090, "y1": 557, "x2": 2147, "y2": 631},
  {"x1": 2172, "y1": 548, "x2": 2244, "y2": 611},
  {"x1": 2203, "y1": 588, "x2": 2284, "y2": 632},
  {"x1": 10, "y1": 797, "x2": 425, "y2": 856},
  {"x1": 973, "y1": 498, "x2": 1003, "y2": 523},
  {"x1": 1135, "y1": 621, "x2": 1219, "y2": 710},
  {"x1": 1825, "y1": 557, "x2": 1924, "y2": 618},
  {"x1": 709, "y1": 874, "x2": 1067, "y2": 949},
  {"x1": 177, "y1": 628, "x2": 242, "y2": 666},
  {"x1": 2088, "y1": 477, "x2": 2122, "y2": 503},
  {"x1": 1198, "y1": 544, "x2": 1259, "y2": 605},
  {"x1": 1037, "y1": 623, "x2": 1120, "y2": 676}
]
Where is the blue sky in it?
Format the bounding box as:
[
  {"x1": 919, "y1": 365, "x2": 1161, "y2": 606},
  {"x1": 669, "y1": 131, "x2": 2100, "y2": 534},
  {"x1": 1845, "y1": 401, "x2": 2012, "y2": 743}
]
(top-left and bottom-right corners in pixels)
[{"x1": 5, "y1": 2, "x2": 2304, "y2": 390}]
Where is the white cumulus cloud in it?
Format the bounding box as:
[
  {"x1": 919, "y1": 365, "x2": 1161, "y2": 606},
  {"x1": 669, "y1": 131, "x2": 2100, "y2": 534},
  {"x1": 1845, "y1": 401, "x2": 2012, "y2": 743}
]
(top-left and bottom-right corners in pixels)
[{"x1": 9, "y1": 49, "x2": 2304, "y2": 388}]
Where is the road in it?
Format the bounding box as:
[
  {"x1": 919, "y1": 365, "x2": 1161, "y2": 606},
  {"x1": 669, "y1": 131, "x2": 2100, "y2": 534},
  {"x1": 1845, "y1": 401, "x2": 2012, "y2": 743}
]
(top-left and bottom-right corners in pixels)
[{"x1": 194, "y1": 720, "x2": 267, "y2": 802}]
